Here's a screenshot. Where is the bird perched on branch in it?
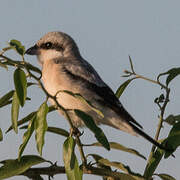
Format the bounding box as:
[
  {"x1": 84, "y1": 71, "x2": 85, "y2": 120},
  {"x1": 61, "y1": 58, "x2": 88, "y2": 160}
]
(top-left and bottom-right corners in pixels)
[{"x1": 26, "y1": 31, "x2": 165, "y2": 150}]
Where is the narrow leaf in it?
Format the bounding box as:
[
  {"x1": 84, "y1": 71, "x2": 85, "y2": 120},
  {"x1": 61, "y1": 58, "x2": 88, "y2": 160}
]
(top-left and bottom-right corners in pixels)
[
  {"x1": 35, "y1": 102, "x2": 48, "y2": 156},
  {"x1": 0, "y1": 100, "x2": 12, "y2": 108},
  {"x1": 115, "y1": 79, "x2": 134, "y2": 98},
  {"x1": 11, "y1": 91, "x2": 20, "y2": 133},
  {"x1": 18, "y1": 115, "x2": 36, "y2": 160},
  {"x1": 63, "y1": 90, "x2": 104, "y2": 118},
  {"x1": 164, "y1": 121, "x2": 180, "y2": 158},
  {"x1": 20, "y1": 126, "x2": 69, "y2": 138},
  {"x1": 166, "y1": 68, "x2": 180, "y2": 86},
  {"x1": 98, "y1": 159, "x2": 143, "y2": 178},
  {"x1": 89, "y1": 154, "x2": 144, "y2": 180},
  {"x1": 6, "y1": 106, "x2": 56, "y2": 133},
  {"x1": 159, "y1": 68, "x2": 180, "y2": 86},
  {"x1": 165, "y1": 114, "x2": 180, "y2": 126},
  {"x1": 47, "y1": 127, "x2": 69, "y2": 137},
  {"x1": 74, "y1": 109, "x2": 110, "y2": 150},
  {"x1": 63, "y1": 137, "x2": 82, "y2": 180},
  {"x1": 129, "y1": 56, "x2": 135, "y2": 73},
  {"x1": 0, "y1": 83, "x2": 33, "y2": 109},
  {"x1": 155, "y1": 173, "x2": 176, "y2": 180},
  {"x1": 0, "y1": 128, "x2": 3, "y2": 141},
  {"x1": 144, "y1": 148, "x2": 164, "y2": 178},
  {"x1": 88, "y1": 154, "x2": 112, "y2": 170},
  {"x1": 0, "y1": 90, "x2": 14, "y2": 107},
  {"x1": 0, "y1": 155, "x2": 46, "y2": 179},
  {"x1": 86, "y1": 142, "x2": 146, "y2": 160},
  {"x1": 25, "y1": 63, "x2": 42, "y2": 74},
  {"x1": 9, "y1": 39, "x2": 25, "y2": 56},
  {"x1": 14, "y1": 68, "x2": 27, "y2": 107},
  {"x1": 6, "y1": 111, "x2": 36, "y2": 133}
]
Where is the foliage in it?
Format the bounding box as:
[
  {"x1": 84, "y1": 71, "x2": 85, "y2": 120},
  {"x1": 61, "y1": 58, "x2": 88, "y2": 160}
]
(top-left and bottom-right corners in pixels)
[{"x1": 0, "y1": 41, "x2": 179, "y2": 179}]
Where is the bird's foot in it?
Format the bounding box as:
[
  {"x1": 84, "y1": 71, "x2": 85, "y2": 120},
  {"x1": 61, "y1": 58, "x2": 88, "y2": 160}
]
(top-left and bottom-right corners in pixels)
[{"x1": 70, "y1": 127, "x2": 84, "y2": 137}]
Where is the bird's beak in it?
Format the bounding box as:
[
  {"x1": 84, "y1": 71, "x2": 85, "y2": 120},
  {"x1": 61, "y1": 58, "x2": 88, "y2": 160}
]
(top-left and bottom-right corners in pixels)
[{"x1": 25, "y1": 44, "x2": 39, "y2": 55}]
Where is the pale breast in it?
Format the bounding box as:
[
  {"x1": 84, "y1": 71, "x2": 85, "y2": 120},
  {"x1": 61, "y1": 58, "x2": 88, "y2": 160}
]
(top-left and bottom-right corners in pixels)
[{"x1": 41, "y1": 60, "x2": 91, "y2": 111}]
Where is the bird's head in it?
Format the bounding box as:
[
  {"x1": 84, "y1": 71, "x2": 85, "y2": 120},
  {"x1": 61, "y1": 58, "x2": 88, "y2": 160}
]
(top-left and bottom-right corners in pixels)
[{"x1": 25, "y1": 31, "x2": 81, "y2": 64}]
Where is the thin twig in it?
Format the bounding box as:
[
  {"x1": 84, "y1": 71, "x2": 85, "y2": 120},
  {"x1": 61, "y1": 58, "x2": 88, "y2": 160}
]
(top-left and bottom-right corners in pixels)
[
  {"x1": 125, "y1": 57, "x2": 171, "y2": 177},
  {"x1": 135, "y1": 74, "x2": 159, "y2": 85}
]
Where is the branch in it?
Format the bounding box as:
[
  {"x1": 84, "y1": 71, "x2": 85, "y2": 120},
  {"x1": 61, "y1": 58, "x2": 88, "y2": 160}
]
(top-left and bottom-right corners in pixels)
[
  {"x1": 124, "y1": 57, "x2": 170, "y2": 146},
  {"x1": 124, "y1": 57, "x2": 172, "y2": 177},
  {"x1": 22, "y1": 165, "x2": 143, "y2": 180}
]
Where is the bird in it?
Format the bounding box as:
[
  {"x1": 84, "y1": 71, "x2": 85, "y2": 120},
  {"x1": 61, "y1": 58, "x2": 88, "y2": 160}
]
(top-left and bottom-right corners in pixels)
[{"x1": 25, "y1": 31, "x2": 165, "y2": 150}]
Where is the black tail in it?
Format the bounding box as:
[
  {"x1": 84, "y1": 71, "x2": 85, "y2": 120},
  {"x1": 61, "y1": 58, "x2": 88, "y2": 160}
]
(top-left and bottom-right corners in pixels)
[
  {"x1": 129, "y1": 121, "x2": 166, "y2": 150},
  {"x1": 117, "y1": 105, "x2": 167, "y2": 150}
]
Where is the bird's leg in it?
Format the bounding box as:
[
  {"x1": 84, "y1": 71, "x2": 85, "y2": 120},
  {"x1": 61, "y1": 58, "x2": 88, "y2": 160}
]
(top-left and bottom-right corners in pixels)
[{"x1": 70, "y1": 127, "x2": 84, "y2": 137}]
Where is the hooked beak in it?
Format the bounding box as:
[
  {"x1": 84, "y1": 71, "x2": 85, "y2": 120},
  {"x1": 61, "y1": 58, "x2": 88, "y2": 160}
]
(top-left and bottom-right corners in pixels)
[{"x1": 25, "y1": 44, "x2": 39, "y2": 55}]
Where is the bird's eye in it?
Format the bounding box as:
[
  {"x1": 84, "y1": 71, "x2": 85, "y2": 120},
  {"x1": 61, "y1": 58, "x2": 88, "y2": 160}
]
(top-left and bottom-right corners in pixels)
[{"x1": 44, "y1": 42, "x2": 52, "y2": 49}]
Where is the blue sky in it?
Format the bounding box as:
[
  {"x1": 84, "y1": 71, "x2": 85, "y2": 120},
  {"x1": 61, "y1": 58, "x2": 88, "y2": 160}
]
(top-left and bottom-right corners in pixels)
[{"x1": 0, "y1": 1, "x2": 180, "y2": 179}]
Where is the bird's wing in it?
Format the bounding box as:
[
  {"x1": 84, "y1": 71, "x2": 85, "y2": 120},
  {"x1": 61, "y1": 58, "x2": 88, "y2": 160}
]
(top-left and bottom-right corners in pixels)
[
  {"x1": 62, "y1": 58, "x2": 143, "y2": 129},
  {"x1": 62, "y1": 58, "x2": 106, "y2": 87}
]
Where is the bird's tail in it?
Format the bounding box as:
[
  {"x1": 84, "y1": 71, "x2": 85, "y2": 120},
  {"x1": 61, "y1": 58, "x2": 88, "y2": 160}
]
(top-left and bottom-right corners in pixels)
[
  {"x1": 112, "y1": 117, "x2": 166, "y2": 150},
  {"x1": 113, "y1": 106, "x2": 167, "y2": 150},
  {"x1": 128, "y1": 121, "x2": 166, "y2": 150}
]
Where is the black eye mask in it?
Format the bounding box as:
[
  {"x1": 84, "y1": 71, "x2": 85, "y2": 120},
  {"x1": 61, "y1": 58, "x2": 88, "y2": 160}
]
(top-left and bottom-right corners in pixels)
[{"x1": 40, "y1": 42, "x2": 64, "y2": 52}]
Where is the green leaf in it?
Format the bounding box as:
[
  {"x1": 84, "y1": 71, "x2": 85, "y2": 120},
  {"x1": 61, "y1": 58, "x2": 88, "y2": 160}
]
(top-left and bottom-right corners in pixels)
[
  {"x1": 11, "y1": 91, "x2": 20, "y2": 134},
  {"x1": 74, "y1": 109, "x2": 110, "y2": 150},
  {"x1": 6, "y1": 106, "x2": 56, "y2": 133},
  {"x1": 62, "y1": 90, "x2": 104, "y2": 118},
  {"x1": 25, "y1": 63, "x2": 42, "y2": 75},
  {"x1": 47, "y1": 126, "x2": 69, "y2": 137},
  {"x1": 0, "y1": 83, "x2": 33, "y2": 109},
  {"x1": 88, "y1": 154, "x2": 112, "y2": 170},
  {"x1": 0, "y1": 100, "x2": 12, "y2": 108},
  {"x1": 165, "y1": 114, "x2": 180, "y2": 126},
  {"x1": 0, "y1": 128, "x2": 3, "y2": 141},
  {"x1": 0, "y1": 90, "x2": 14, "y2": 108},
  {"x1": 88, "y1": 154, "x2": 114, "y2": 180},
  {"x1": 6, "y1": 111, "x2": 36, "y2": 133},
  {"x1": 155, "y1": 173, "x2": 176, "y2": 180},
  {"x1": 9, "y1": 39, "x2": 25, "y2": 56},
  {"x1": 20, "y1": 126, "x2": 70, "y2": 138},
  {"x1": 86, "y1": 142, "x2": 146, "y2": 160},
  {"x1": 18, "y1": 115, "x2": 36, "y2": 160},
  {"x1": 14, "y1": 68, "x2": 27, "y2": 107},
  {"x1": 63, "y1": 137, "x2": 82, "y2": 180},
  {"x1": 115, "y1": 79, "x2": 134, "y2": 98},
  {"x1": 35, "y1": 102, "x2": 49, "y2": 155},
  {"x1": 0, "y1": 155, "x2": 46, "y2": 179},
  {"x1": 164, "y1": 121, "x2": 180, "y2": 158},
  {"x1": 99, "y1": 159, "x2": 142, "y2": 178},
  {"x1": 166, "y1": 68, "x2": 180, "y2": 86},
  {"x1": 27, "y1": 82, "x2": 37, "y2": 87},
  {"x1": 159, "y1": 67, "x2": 180, "y2": 86},
  {"x1": 89, "y1": 154, "x2": 144, "y2": 180},
  {"x1": 144, "y1": 148, "x2": 164, "y2": 178}
]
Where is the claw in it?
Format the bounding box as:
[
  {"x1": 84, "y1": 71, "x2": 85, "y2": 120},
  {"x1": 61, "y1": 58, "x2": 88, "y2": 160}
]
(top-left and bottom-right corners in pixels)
[{"x1": 71, "y1": 127, "x2": 83, "y2": 137}]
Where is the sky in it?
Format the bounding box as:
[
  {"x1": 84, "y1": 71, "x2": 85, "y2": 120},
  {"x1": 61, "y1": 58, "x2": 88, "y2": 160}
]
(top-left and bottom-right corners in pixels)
[{"x1": 0, "y1": 0, "x2": 180, "y2": 179}]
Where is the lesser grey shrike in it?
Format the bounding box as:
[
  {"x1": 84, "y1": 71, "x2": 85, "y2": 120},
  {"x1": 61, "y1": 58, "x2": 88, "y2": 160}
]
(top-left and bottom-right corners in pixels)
[{"x1": 25, "y1": 31, "x2": 165, "y2": 150}]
